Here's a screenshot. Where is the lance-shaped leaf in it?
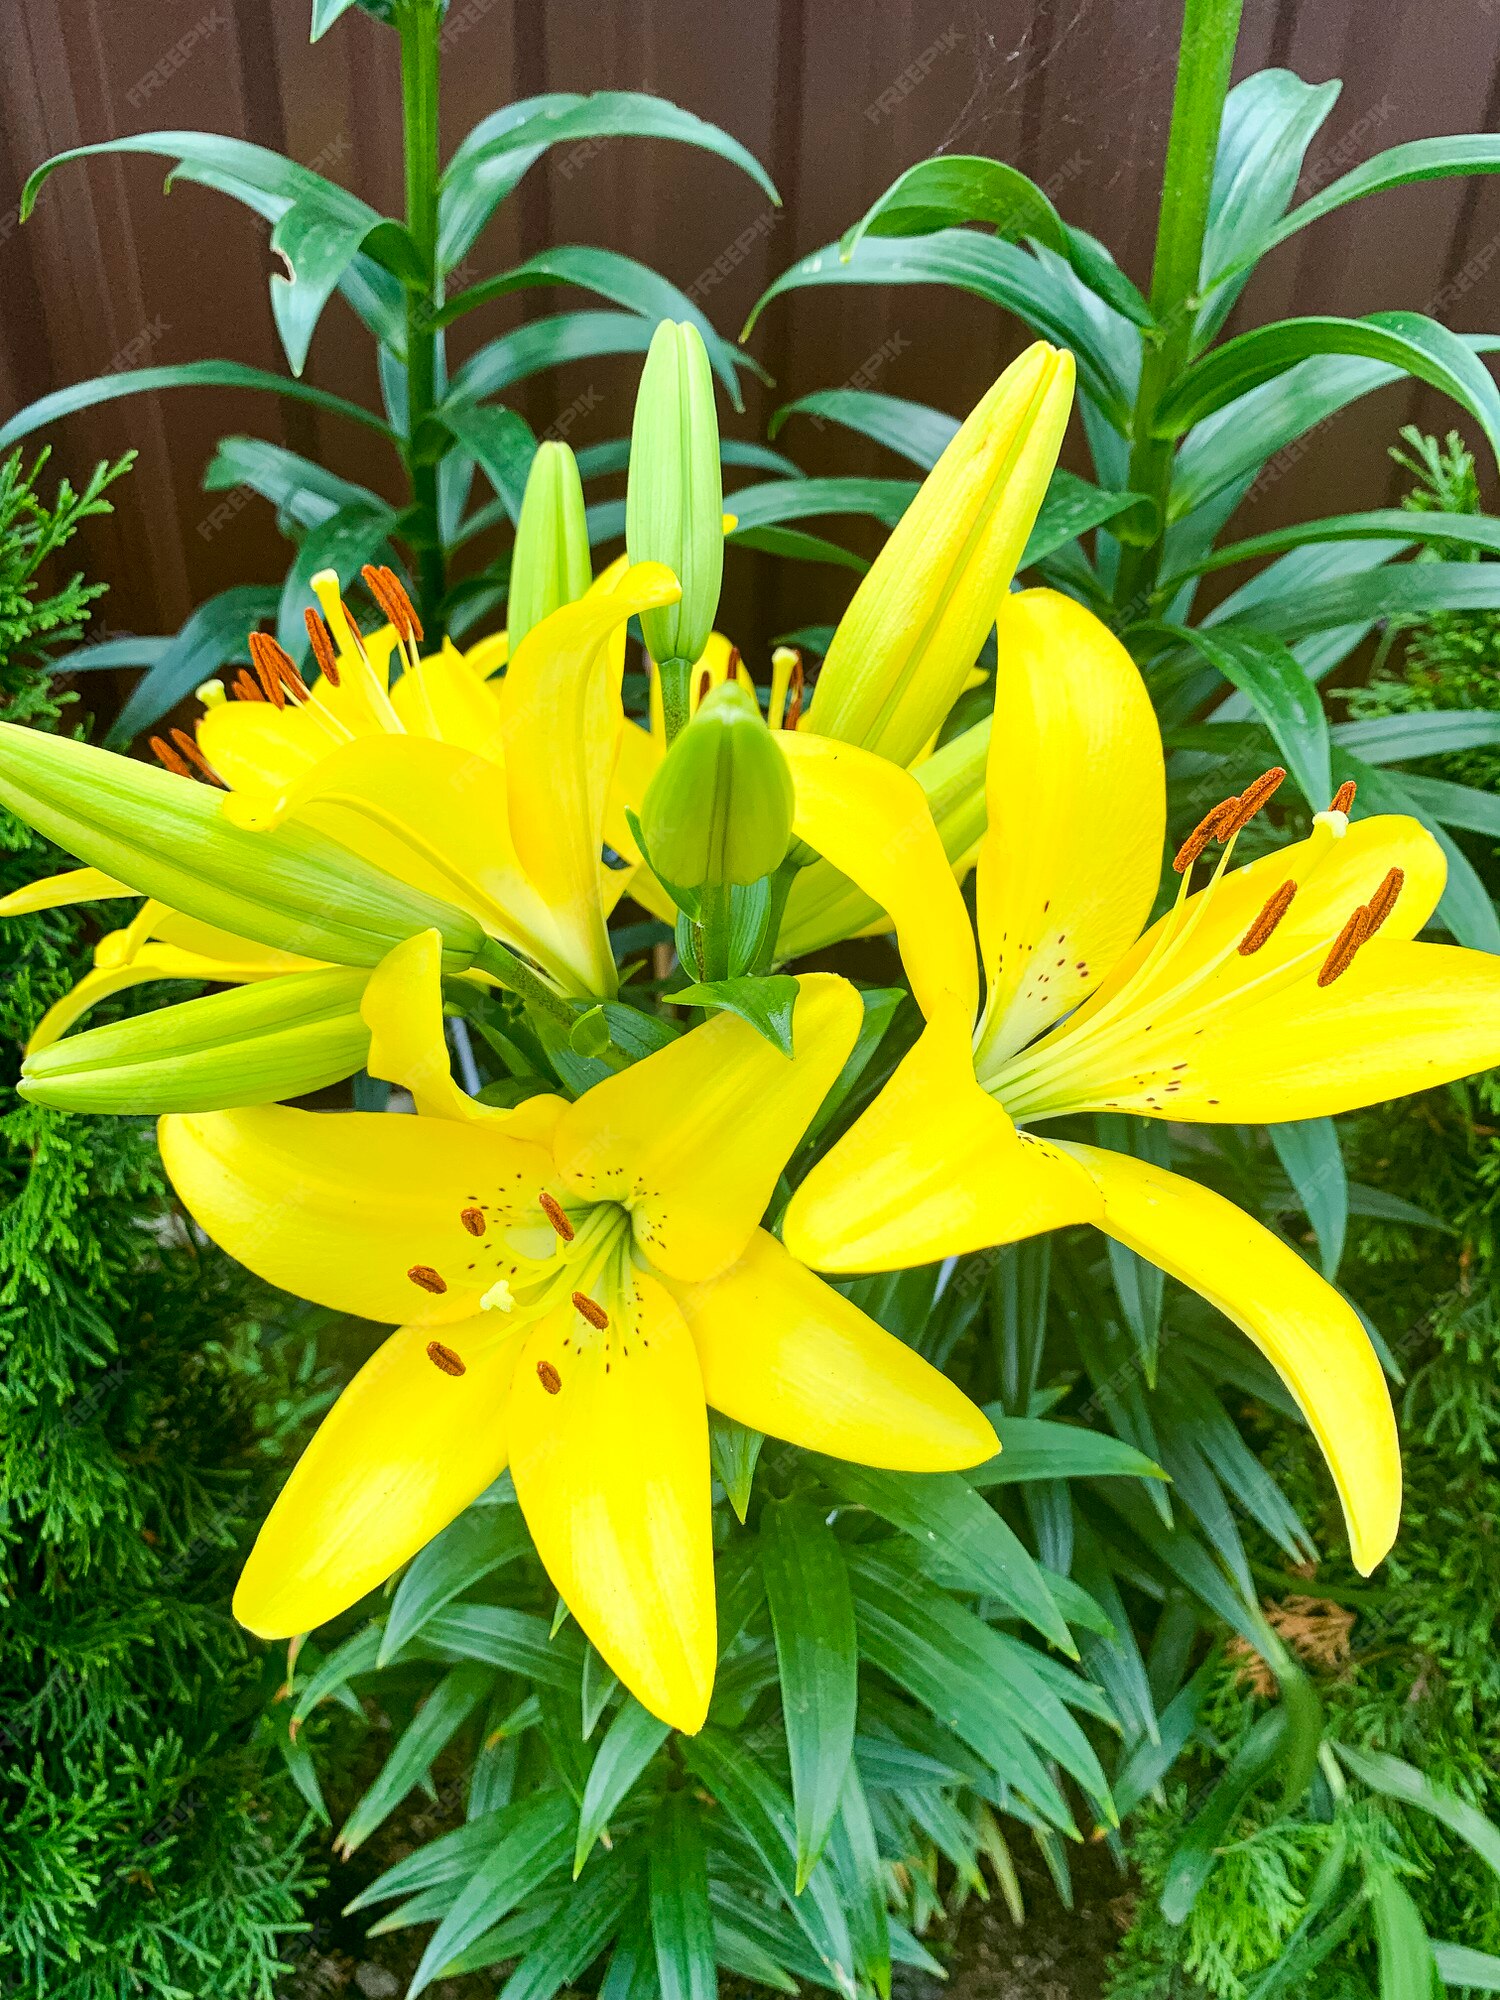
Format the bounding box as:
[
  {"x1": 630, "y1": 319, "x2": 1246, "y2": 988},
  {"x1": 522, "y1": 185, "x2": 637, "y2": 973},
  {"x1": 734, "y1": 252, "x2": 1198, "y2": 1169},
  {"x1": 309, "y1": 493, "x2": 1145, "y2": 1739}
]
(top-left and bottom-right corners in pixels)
[
  {"x1": 575, "y1": 1698, "x2": 671, "y2": 1876},
  {"x1": 1161, "y1": 624, "x2": 1331, "y2": 809},
  {"x1": 770, "y1": 389, "x2": 960, "y2": 470},
  {"x1": 379, "y1": 1501, "x2": 532, "y2": 1666},
  {"x1": 20, "y1": 966, "x2": 371, "y2": 1113},
  {"x1": 649, "y1": 1794, "x2": 717, "y2": 2000},
  {"x1": 204, "y1": 434, "x2": 386, "y2": 532},
  {"x1": 337, "y1": 1662, "x2": 494, "y2": 1856},
  {"x1": 276, "y1": 503, "x2": 399, "y2": 661},
  {"x1": 97, "y1": 585, "x2": 278, "y2": 747},
  {"x1": 0, "y1": 725, "x2": 488, "y2": 970}
]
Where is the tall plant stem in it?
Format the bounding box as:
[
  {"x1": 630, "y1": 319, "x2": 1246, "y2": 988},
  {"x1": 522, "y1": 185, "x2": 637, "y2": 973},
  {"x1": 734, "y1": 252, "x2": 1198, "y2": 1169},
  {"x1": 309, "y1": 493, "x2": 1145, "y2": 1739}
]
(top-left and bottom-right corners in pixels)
[
  {"x1": 1113, "y1": 0, "x2": 1244, "y2": 617},
  {"x1": 397, "y1": 0, "x2": 447, "y2": 634}
]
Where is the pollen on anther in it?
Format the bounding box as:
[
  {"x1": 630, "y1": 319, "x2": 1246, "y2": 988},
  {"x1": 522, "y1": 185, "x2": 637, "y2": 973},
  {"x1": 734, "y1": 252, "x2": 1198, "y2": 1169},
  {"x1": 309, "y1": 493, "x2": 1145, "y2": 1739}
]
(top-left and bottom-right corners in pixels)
[
  {"x1": 170, "y1": 728, "x2": 225, "y2": 787},
  {"x1": 407, "y1": 1264, "x2": 447, "y2": 1294},
  {"x1": 537, "y1": 1360, "x2": 562, "y2": 1395},
  {"x1": 1331, "y1": 779, "x2": 1357, "y2": 815},
  {"x1": 426, "y1": 1341, "x2": 465, "y2": 1376},
  {"x1": 1220, "y1": 765, "x2": 1287, "y2": 841},
  {"x1": 149, "y1": 736, "x2": 194, "y2": 779},
  {"x1": 539, "y1": 1192, "x2": 574, "y2": 1241},
  {"x1": 303, "y1": 608, "x2": 342, "y2": 687},
  {"x1": 572, "y1": 1291, "x2": 609, "y2": 1330},
  {"x1": 1363, "y1": 866, "x2": 1404, "y2": 939},
  {"x1": 460, "y1": 1206, "x2": 487, "y2": 1237},
  {"x1": 1317, "y1": 906, "x2": 1370, "y2": 988},
  {"x1": 1173, "y1": 795, "x2": 1239, "y2": 874},
  {"x1": 247, "y1": 631, "x2": 293, "y2": 709},
  {"x1": 1238, "y1": 879, "x2": 1297, "y2": 955},
  {"x1": 784, "y1": 653, "x2": 805, "y2": 732}
]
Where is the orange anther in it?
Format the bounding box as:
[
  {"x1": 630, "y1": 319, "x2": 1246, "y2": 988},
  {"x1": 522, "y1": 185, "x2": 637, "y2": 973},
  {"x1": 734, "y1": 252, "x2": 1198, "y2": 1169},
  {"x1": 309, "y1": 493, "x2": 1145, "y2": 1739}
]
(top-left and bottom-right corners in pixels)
[
  {"x1": 303, "y1": 608, "x2": 342, "y2": 686},
  {"x1": 1173, "y1": 794, "x2": 1240, "y2": 874},
  {"x1": 460, "y1": 1206, "x2": 486, "y2": 1237},
  {"x1": 426, "y1": 1340, "x2": 466, "y2": 1376},
  {"x1": 784, "y1": 654, "x2": 804, "y2": 732},
  {"x1": 1317, "y1": 906, "x2": 1370, "y2": 988},
  {"x1": 571, "y1": 1290, "x2": 609, "y2": 1330},
  {"x1": 1219, "y1": 765, "x2": 1287, "y2": 841},
  {"x1": 539, "y1": 1192, "x2": 574, "y2": 1241},
  {"x1": 537, "y1": 1359, "x2": 562, "y2": 1394},
  {"x1": 149, "y1": 735, "x2": 193, "y2": 778},
  {"x1": 1363, "y1": 866, "x2": 1404, "y2": 940},
  {"x1": 247, "y1": 632, "x2": 289, "y2": 710},
  {"x1": 169, "y1": 728, "x2": 224, "y2": 787},
  {"x1": 407, "y1": 1264, "x2": 447, "y2": 1294},
  {"x1": 1330, "y1": 779, "x2": 1357, "y2": 815},
  {"x1": 1237, "y1": 879, "x2": 1297, "y2": 956}
]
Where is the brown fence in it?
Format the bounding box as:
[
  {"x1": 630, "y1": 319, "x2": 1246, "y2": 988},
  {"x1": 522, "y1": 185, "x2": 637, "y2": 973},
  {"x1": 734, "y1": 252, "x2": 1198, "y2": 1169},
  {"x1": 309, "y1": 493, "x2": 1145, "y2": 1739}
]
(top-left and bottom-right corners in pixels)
[{"x1": 3, "y1": 0, "x2": 1500, "y2": 682}]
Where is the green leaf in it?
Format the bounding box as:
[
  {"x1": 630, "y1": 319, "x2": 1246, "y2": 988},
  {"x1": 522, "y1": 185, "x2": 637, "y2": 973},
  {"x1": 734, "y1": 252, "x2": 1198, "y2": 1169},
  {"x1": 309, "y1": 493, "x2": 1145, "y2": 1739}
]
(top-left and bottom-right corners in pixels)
[
  {"x1": 744, "y1": 233, "x2": 1134, "y2": 428},
  {"x1": 1196, "y1": 70, "x2": 1342, "y2": 342},
  {"x1": 338, "y1": 1662, "x2": 493, "y2": 1855},
  {"x1": 42, "y1": 637, "x2": 171, "y2": 678},
  {"x1": 440, "y1": 403, "x2": 539, "y2": 525},
  {"x1": 1025, "y1": 470, "x2": 1154, "y2": 561},
  {"x1": 1432, "y1": 1941, "x2": 1500, "y2": 1992},
  {"x1": 669, "y1": 976, "x2": 799, "y2": 1055},
  {"x1": 649, "y1": 1795, "x2": 717, "y2": 2000},
  {"x1": 727, "y1": 525, "x2": 866, "y2": 573},
  {"x1": 0, "y1": 360, "x2": 391, "y2": 455},
  {"x1": 440, "y1": 91, "x2": 778, "y2": 272},
  {"x1": 769, "y1": 389, "x2": 958, "y2": 470},
  {"x1": 708, "y1": 1412, "x2": 763, "y2": 1523},
  {"x1": 22, "y1": 133, "x2": 420, "y2": 372},
  {"x1": 104, "y1": 584, "x2": 277, "y2": 747},
  {"x1": 1335, "y1": 710, "x2": 1500, "y2": 761},
  {"x1": 276, "y1": 502, "x2": 397, "y2": 661},
  {"x1": 1112, "y1": 1658, "x2": 1216, "y2": 1819},
  {"x1": 291, "y1": 1623, "x2": 381, "y2": 1724},
  {"x1": 407, "y1": 1792, "x2": 577, "y2": 1996},
  {"x1": 1369, "y1": 1868, "x2": 1439, "y2": 2000},
  {"x1": 839, "y1": 154, "x2": 1150, "y2": 327},
  {"x1": 1161, "y1": 1710, "x2": 1288, "y2": 1923},
  {"x1": 1381, "y1": 768, "x2": 1500, "y2": 838},
  {"x1": 971, "y1": 1414, "x2": 1167, "y2": 1486},
  {"x1": 760, "y1": 1499, "x2": 858, "y2": 1891},
  {"x1": 1232, "y1": 134, "x2": 1500, "y2": 280},
  {"x1": 819, "y1": 1459, "x2": 1073, "y2": 1654},
  {"x1": 498, "y1": 1848, "x2": 639, "y2": 2000},
  {"x1": 379, "y1": 1502, "x2": 531, "y2": 1666},
  {"x1": 205, "y1": 433, "x2": 385, "y2": 531},
  {"x1": 1164, "y1": 625, "x2": 1331, "y2": 808},
  {"x1": 1165, "y1": 507, "x2": 1500, "y2": 591},
  {"x1": 309, "y1": 0, "x2": 364, "y2": 37},
  {"x1": 436, "y1": 246, "x2": 757, "y2": 408},
  {"x1": 425, "y1": 1604, "x2": 586, "y2": 1690},
  {"x1": 725, "y1": 475, "x2": 917, "y2": 532},
  {"x1": 826, "y1": 1761, "x2": 890, "y2": 2000},
  {"x1": 1269, "y1": 1119, "x2": 1347, "y2": 1279},
  {"x1": 1212, "y1": 556, "x2": 1500, "y2": 645},
  {"x1": 452, "y1": 310, "x2": 662, "y2": 404},
  {"x1": 575, "y1": 1697, "x2": 671, "y2": 1876},
  {"x1": 1335, "y1": 1744, "x2": 1500, "y2": 1885},
  {"x1": 679, "y1": 1731, "x2": 857, "y2": 1998},
  {"x1": 1157, "y1": 313, "x2": 1500, "y2": 466}
]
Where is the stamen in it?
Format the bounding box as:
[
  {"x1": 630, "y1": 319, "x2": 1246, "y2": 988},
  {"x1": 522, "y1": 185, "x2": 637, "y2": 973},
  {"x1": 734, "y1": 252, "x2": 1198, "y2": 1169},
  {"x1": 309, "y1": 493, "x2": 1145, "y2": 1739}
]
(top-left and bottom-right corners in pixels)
[
  {"x1": 1220, "y1": 765, "x2": 1287, "y2": 841},
  {"x1": 460, "y1": 1206, "x2": 487, "y2": 1237},
  {"x1": 1317, "y1": 906, "x2": 1370, "y2": 988},
  {"x1": 571, "y1": 1290, "x2": 609, "y2": 1329},
  {"x1": 1173, "y1": 795, "x2": 1240, "y2": 874},
  {"x1": 362, "y1": 563, "x2": 423, "y2": 644},
  {"x1": 1238, "y1": 879, "x2": 1297, "y2": 955},
  {"x1": 697, "y1": 668, "x2": 712, "y2": 707},
  {"x1": 426, "y1": 1340, "x2": 466, "y2": 1376},
  {"x1": 232, "y1": 670, "x2": 265, "y2": 703},
  {"x1": 169, "y1": 728, "x2": 225, "y2": 787},
  {"x1": 407, "y1": 1264, "x2": 448, "y2": 1294},
  {"x1": 539, "y1": 1192, "x2": 574, "y2": 1241},
  {"x1": 149, "y1": 736, "x2": 193, "y2": 778},
  {"x1": 784, "y1": 653, "x2": 804, "y2": 731},
  {"x1": 536, "y1": 1360, "x2": 562, "y2": 1395},
  {"x1": 247, "y1": 632, "x2": 288, "y2": 710},
  {"x1": 1330, "y1": 779, "x2": 1357, "y2": 815},
  {"x1": 1363, "y1": 866, "x2": 1404, "y2": 940},
  {"x1": 725, "y1": 645, "x2": 742, "y2": 690},
  {"x1": 303, "y1": 608, "x2": 342, "y2": 686}
]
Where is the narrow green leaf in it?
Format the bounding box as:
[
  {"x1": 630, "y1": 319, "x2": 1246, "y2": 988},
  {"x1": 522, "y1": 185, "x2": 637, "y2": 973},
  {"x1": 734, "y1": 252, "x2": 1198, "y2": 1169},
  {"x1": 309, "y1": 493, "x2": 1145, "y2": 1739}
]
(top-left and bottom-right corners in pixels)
[
  {"x1": 338, "y1": 1662, "x2": 493, "y2": 1855},
  {"x1": 1369, "y1": 1868, "x2": 1439, "y2": 2000},
  {"x1": 1269, "y1": 1119, "x2": 1347, "y2": 1279},
  {"x1": 407, "y1": 1791, "x2": 576, "y2": 1996},
  {"x1": 1432, "y1": 1941, "x2": 1500, "y2": 1991},
  {"x1": 425, "y1": 1603, "x2": 586, "y2": 1690},
  {"x1": 971, "y1": 1414, "x2": 1167, "y2": 1486},
  {"x1": 760, "y1": 1498, "x2": 858, "y2": 1890},
  {"x1": 575, "y1": 1698, "x2": 671, "y2": 1876},
  {"x1": 1165, "y1": 507, "x2": 1500, "y2": 591},
  {"x1": 650, "y1": 1794, "x2": 717, "y2": 2000},
  {"x1": 380, "y1": 1502, "x2": 531, "y2": 1665},
  {"x1": 1336, "y1": 1744, "x2": 1500, "y2": 1885},
  {"x1": 1159, "y1": 625, "x2": 1331, "y2": 807},
  {"x1": 668, "y1": 976, "x2": 799, "y2": 1055},
  {"x1": 769, "y1": 389, "x2": 959, "y2": 470},
  {"x1": 441, "y1": 403, "x2": 539, "y2": 524},
  {"x1": 451, "y1": 310, "x2": 662, "y2": 404},
  {"x1": 498, "y1": 1848, "x2": 639, "y2": 2000},
  {"x1": 105, "y1": 585, "x2": 277, "y2": 746},
  {"x1": 708, "y1": 1412, "x2": 763, "y2": 1523}
]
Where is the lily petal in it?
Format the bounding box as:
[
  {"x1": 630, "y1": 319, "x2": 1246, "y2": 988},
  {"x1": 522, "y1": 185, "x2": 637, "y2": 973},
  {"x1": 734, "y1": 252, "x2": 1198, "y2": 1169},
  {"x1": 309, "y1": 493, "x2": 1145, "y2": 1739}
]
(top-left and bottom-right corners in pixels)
[
  {"x1": 777, "y1": 731, "x2": 979, "y2": 1023},
  {"x1": 975, "y1": 590, "x2": 1165, "y2": 1073},
  {"x1": 0, "y1": 865, "x2": 135, "y2": 916},
  {"x1": 668, "y1": 1228, "x2": 998, "y2": 1471},
  {"x1": 362, "y1": 929, "x2": 566, "y2": 1143},
  {"x1": 554, "y1": 972, "x2": 862, "y2": 1283},
  {"x1": 389, "y1": 643, "x2": 506, "y2": 761},
  {"x1": 1056, "y1": 1141, "x2": 1400, "y2": 1575},
  {"x1": 508, "y1": 1273, "x2": 715, "y2": 1732},
  {"x1": 158, "y1": 1105, "x2": 553, "y2": 1325},
  {"x1": 1145, "y1": 937, "x2": 1500, "y2": 1122},
  {"x1": 498, "y1": 563, "x2": 681, "y2": 999},
  {"x1": 783, "y1": 1002, "x2": 1101, "y2": 1273},
  {"x1": 197, "y1": 697, "x2": 342, "y2": 794},
  {"x1": 234, "y1": 1316, "x2": 522, "y2": 1638}
]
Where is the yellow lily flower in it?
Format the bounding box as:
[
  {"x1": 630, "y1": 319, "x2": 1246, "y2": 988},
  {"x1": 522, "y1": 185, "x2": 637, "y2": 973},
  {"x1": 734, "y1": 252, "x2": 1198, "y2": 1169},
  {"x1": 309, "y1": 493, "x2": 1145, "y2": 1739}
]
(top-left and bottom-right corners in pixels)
[
  {"x1": 785, "y1": 588, "x2": 1500, "y2": 1580},
  {"x1": 159, "y1": 931, "x2": 997, "y2": 1732}
]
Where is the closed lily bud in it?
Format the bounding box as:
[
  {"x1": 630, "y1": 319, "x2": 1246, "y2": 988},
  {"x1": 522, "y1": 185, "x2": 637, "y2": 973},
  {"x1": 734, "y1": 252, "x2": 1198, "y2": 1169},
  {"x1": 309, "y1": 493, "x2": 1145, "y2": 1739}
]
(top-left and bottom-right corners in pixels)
[
  {"x1": 0, "y1": 723, "x2": 489, "y2": 971},
  {"x1": 640, "y1": 680, "x2": 794, "y2": 891},
  {"x1": 507, "y1": 441, "x2": 591, "y2": 653},
  {"x1": 626, "y1": 320, "x2": 724, "y2": 675},
  {"x1": 20, "y1": 968, "x2": 372, "y2": 1113},
  {"x1": 806, "y1": 341, "x2": 1075, "y2": 769}
]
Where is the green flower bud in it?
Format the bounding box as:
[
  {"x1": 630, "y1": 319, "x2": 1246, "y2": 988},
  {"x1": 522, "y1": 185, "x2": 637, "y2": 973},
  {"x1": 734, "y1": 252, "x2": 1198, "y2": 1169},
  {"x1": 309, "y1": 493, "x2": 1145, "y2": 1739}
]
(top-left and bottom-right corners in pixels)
[
  {"x1": 626, "y1": 320, "x2": 724, "y2": 673},
  {"x1": 807, "y1": 341, "x2": 1075, "y2": 769},
  {"x1": 640, "y1": 681, "x2": 794, "y2": 891},
  {"x1": 507, "y1": 441, "x2": 591, "y2": 653},
  {"x1": 0, "y1": 723, "x2": 490, "y2": 971},
  {"x1": 20, "y1": 969, "x2": 372, "y2": 1113}
]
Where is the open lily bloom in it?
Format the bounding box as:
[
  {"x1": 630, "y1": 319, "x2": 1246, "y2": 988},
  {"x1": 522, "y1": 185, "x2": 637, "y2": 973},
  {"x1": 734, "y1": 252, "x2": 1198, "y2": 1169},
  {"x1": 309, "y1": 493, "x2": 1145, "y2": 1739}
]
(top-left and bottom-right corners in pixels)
[
  {"x1": 786, "y1": 588, "x2": 1500, "y2": 1579},
  {"x1": 616, "y1": 342, "x2": 1075, "y2": 959},
  {"x1": 160, "y1": 932, "x2": 996, "y2": 1732}
]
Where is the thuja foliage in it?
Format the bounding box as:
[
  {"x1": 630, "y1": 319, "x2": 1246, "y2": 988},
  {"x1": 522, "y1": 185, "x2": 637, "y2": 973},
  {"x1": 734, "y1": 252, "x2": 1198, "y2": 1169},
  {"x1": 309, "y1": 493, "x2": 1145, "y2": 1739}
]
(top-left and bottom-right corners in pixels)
[
  {"x1": 0, "y1": 450, "x2": 317, "y2": 1998},
  {"x1": 1108, "y1": 438, "x2": 1500, "y2": 1997}
]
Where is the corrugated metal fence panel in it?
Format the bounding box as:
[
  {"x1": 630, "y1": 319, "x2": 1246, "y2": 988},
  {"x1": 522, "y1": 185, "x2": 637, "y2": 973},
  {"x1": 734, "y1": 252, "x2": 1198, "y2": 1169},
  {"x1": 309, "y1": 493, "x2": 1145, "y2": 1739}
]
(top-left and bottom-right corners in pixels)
[{"x1": 1, "y1": 0, "x2": 1498, "y2": 672}]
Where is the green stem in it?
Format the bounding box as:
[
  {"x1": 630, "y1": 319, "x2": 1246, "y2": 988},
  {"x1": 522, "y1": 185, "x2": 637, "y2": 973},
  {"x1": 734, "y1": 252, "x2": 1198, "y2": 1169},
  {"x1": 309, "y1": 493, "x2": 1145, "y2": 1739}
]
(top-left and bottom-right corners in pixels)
[
  {"x1": 1113, "y1": 0, "x2": 1244, "y2": 619},
  {"x1": 658, "y1": 657, "x2": 693, "y2": 744},
  {"x1": 396, "y1": 0, "x2": 447, "y2": 635},
  {"x1": 695, "y1": 880, "x2": 734, "y2": 982},
  {"x1": 473, "y1": 937, "x2": 574, "y2": 1026}
]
